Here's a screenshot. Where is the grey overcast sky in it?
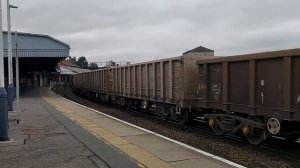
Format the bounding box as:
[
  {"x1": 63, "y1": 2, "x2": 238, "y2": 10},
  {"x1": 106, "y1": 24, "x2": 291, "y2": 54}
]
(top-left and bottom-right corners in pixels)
[{"x1": 7, "y1": 0, "x2": 300, "y2": 63}]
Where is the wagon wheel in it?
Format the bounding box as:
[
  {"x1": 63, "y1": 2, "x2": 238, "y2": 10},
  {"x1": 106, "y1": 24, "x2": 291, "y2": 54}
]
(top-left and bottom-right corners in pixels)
[
  {"x1": 178, "y1": 110, "x2": 188, "y2": 125},
  {"x1": 141, "y1": 100, "x2": 150, "y2": 113},
  {"x1": 245, "y1": 116, "x2": 266, "y2": 145},
  {"x1": 125, "y1": 100, "x2": 132, "y2": 111},
  {"x1": 120, "y1": 98, "x2": 128, "y2": 109},
  {"x1": 155, "y1": 104, "x2": 168, "y2": 120},
  {"x1": 211, "y1": 118, "x2": 225, "y2": 136}
]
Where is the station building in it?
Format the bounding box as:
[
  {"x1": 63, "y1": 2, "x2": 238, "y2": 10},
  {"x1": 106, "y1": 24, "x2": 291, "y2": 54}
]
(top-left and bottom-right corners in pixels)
[
  {"x1": 3, "y1": 31, "x2": 70, "y2": 88},
  {"x1": 54, "y1": 58, "x2": 91, "y2": 87}
]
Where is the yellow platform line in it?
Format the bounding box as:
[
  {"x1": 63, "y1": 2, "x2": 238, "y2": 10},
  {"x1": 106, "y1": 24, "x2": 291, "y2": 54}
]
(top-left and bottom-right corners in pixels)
[{"x1": 41, "y1": 89, "x2": 173, "y2": 168}]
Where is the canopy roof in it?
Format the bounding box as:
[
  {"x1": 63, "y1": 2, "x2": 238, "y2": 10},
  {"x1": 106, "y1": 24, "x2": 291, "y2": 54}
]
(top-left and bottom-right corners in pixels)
[{"x1": 3, "y1": 31, "x2": 70, "y2": 58}]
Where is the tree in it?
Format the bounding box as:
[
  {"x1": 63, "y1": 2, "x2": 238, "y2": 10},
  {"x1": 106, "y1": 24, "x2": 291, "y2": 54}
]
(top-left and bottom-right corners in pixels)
[
  {"x1": 76, "y1": 56, "x2": 88, "y2": 69},
  {"x1": 89, "y1": 62, "x2": 99, "y2": 70}
]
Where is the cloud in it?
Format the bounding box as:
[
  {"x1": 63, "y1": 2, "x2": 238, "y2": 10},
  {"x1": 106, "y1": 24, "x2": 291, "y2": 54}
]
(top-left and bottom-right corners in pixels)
[{"x1": 7, "y1": 0, "x2": 300, "y2": 62}]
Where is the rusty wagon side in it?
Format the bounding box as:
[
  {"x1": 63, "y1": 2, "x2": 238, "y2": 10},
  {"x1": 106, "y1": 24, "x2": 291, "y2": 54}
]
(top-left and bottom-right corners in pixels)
[
  {"x1": 73, "y1": 46, "x2": 216, "y2": 123},
  {"x1": 107, "y1": 49, "x2": 215, "y2": 123},
  {"x1": 196, "y1": 48, "x2": 300, "y2": 144}
]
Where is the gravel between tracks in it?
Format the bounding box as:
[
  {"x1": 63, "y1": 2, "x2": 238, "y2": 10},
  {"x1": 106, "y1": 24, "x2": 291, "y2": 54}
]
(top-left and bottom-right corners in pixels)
[{"x1": 59, "y1": 88, "x2": 300, "y2": 168}]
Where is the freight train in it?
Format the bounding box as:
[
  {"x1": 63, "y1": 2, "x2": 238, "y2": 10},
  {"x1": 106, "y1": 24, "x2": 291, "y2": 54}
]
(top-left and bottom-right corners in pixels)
[{"x1": 72, "y1": 46, "x2": 300, "y2": 144}]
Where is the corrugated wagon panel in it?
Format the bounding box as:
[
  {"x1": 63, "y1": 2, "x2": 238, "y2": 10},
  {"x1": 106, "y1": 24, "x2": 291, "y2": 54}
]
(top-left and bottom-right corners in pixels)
[
  {"x1": 207, "y1": 63, "x2": 223, "y2": 110},
  {"x1": 163, "y1": 61, "x2": 170, "y2": 99},
  {"x1": 92, "y1": 71, "x2": 96, "y2": 91},
  {"x1": 101, "y1": 70, "x2": 104, "y2": 91},
  {"x1": 88, "y1": 72, "x2": 91, "y2": 90},
  {"x1": 90, "y1": 71, "x2": 93, "y2": 90},
  {"x1": 136, "y1": 65, "x2": 141, "y2": 96},
  {"x1": 118, "y1": 68, "x2": 122, "y2": 94},
  {"x1": 172, "y1": 60, "x2": 183, "y2": 99},
  {"x1": 148, "y1": 63, "x2": 154, "y2": 97},
  {"x1": 99, "y1": 70, "x2": 102, "y2": 92},
  {"x1": 142, "y1": 64, "x2": 147, "y2": 96},
  {"x1": 130, "y1": 66, "x2": 135, "y2": 96},
  {"x1": 182, "y1": 56, "x2": 213, "y2": 106},
  {"x1": 82, "y1": 73, "x2": 86, "y2": 89},
  {"x1": 198, "y1": 64, "x2": 207, "y2": 105},
  {"x1": 155, "y1": 63, "x2": 161, "y2": 98},
  {"x1": 108, "y1": 70, "x2": 112, "y2": 92},
  {"x1": 256, "y1": 58, "x2": 284, "y2": 109},
  {"x1": 75, "y1": 74, "x2": 78, "y2": 88},
  {"x1": 228, "y1": 61, "x2": 250, "y2": 106},
  {"x1": 94, "y1": 71, "x2": 98, "y2": 91},
  {"x1": 126, "y1": 67, "x2": 130, "y2": 95},
  {"x1": 84, "y1": 72, "x2": 88, "y2": 89},
  {"x1": 89, "y1": 72, "x2": 93, "y2": 90},
  {"x1": 114, "y1": 68, "x2": 117, "y2": 93},
  {"x1": 292, "y1": 57, "x2": 300, "y2": 111},
  {"x1": 122, "y1": 67, "x2": 125, "y2": 95}
]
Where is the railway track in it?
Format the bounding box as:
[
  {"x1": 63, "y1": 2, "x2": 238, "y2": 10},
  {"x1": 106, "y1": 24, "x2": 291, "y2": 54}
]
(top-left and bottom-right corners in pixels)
[
  {"x1": 186, "y1": 121, "x2": 300, "y2": 160},
  {"x1": 61, "y1": 90, "x2": 300, "y2": 168},
  {"x1": 168, "y1": 117, "x2": 299, "y2": 161},
  {"x1": 155, "y1": 114, "x2": 300, "y2": 159},
  {"x1": 66, "y1": 92, "x2": 300, "y2": 156}
]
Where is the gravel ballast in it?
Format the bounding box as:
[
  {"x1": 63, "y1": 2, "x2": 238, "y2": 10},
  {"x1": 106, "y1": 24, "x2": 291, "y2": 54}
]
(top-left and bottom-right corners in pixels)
[{"x1": 59, "y1": 88, "x2": 300, "y2": 168}]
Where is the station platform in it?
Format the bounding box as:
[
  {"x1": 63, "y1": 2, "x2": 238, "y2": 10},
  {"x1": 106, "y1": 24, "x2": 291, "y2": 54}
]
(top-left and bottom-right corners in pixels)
[{"x1": 0, "y1": 88, "x2": 243, "y2": 168}]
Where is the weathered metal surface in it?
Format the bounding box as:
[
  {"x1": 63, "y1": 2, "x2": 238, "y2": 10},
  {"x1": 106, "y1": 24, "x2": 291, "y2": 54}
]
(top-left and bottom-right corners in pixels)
[
  {"x1": 196, "y1": 48, "x2": 300, "y2": 121},
  {"x1": 163, "y1": 61, "x2": 170, "y2": 100},
  {"x1": 148, "y1": 63, "x2": 154, "y2": 97},
  {"x1": 74, "y1": 53, "x2": 214, "y2": 108},
  {"x1": 256, "y1": 58, "x2": 283, "y2": 108},
  {"x1": 228, "y1": 61, "x2": 249, "y2": 107},
  {"x1": 156, "y1": 62, "x2": 161, "y2": 98},
  {"x1": 196, "y1": 48, "x2": 300, "y2": 64},
  {"x1": 207, "y1": 63, "x2": 223, "y2": 110},
  {"x1": 292, "y1": 57, "x2": 300, "y2": 111}
]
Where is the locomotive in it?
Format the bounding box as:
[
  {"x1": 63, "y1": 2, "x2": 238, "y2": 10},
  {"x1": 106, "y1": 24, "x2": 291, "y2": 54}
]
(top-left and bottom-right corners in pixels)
[{"x1": 72, "y1": 46, "x2": 300, "y2": 144}]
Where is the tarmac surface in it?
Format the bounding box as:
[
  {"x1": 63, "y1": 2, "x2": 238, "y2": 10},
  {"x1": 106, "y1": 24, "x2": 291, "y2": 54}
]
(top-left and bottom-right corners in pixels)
[{"x1": 0, "y1": 88, "x2": 242, "y2": 168}]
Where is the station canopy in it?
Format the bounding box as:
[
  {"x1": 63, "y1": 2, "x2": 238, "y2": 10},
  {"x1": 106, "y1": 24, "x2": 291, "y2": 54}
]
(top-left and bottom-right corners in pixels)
[
  {"x1": 2, "y1": 31, "x2": 70, "y2": 87},
  {"x1": 3, "y1": 31, "x2": 70, "y2": 72}
]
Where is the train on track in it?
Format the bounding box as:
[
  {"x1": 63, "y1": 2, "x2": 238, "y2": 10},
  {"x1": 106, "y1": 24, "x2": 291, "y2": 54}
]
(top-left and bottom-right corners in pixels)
[{"x1": 72, "y1": 46, "x2": 300, "y2": 144}]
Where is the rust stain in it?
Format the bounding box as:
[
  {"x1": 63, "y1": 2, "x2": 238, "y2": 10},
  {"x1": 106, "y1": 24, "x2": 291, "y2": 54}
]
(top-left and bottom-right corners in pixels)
[{"x1": 23, "y1": 128, "x2": 46, "y2": 135}]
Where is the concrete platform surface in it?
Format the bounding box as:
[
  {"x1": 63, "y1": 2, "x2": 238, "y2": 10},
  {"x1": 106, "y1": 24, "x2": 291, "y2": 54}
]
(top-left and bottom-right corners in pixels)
[
  {"x1": 0, "y1": 88, "x2": 139, "y2": 168},
  {"x1": 40, "y1": 88, "x2": 243, "y2": 168}
]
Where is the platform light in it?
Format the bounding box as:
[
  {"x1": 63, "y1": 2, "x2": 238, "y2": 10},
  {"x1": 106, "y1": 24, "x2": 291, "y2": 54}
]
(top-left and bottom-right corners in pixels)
[
  {"x1": 6, "y1": 0, "x2": 18, "y2": 111},
  {"x1": 9, "y1": 4, "x2": 18, "y2": 9}
]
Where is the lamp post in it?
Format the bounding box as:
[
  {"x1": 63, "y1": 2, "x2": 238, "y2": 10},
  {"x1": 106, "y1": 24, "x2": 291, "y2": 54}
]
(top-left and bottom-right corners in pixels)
[
  {"x1": 15, "y1": 31, "x2": 20, "y2": 122},
  {"x1": 0, "y1": 0, "x2": 9, "y2": 141},
  {"x1": 6, "y1": 0, "x2": 17, "y2": 111}
]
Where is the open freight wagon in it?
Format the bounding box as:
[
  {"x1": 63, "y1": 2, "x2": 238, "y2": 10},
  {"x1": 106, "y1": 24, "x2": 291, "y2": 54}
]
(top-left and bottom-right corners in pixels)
[
  {"x1": 73, "y1": 46, "x2": 216, "y2": 124},
  {"x1": 196, "y1": 48, "x2": 300, "y2": 144}
]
